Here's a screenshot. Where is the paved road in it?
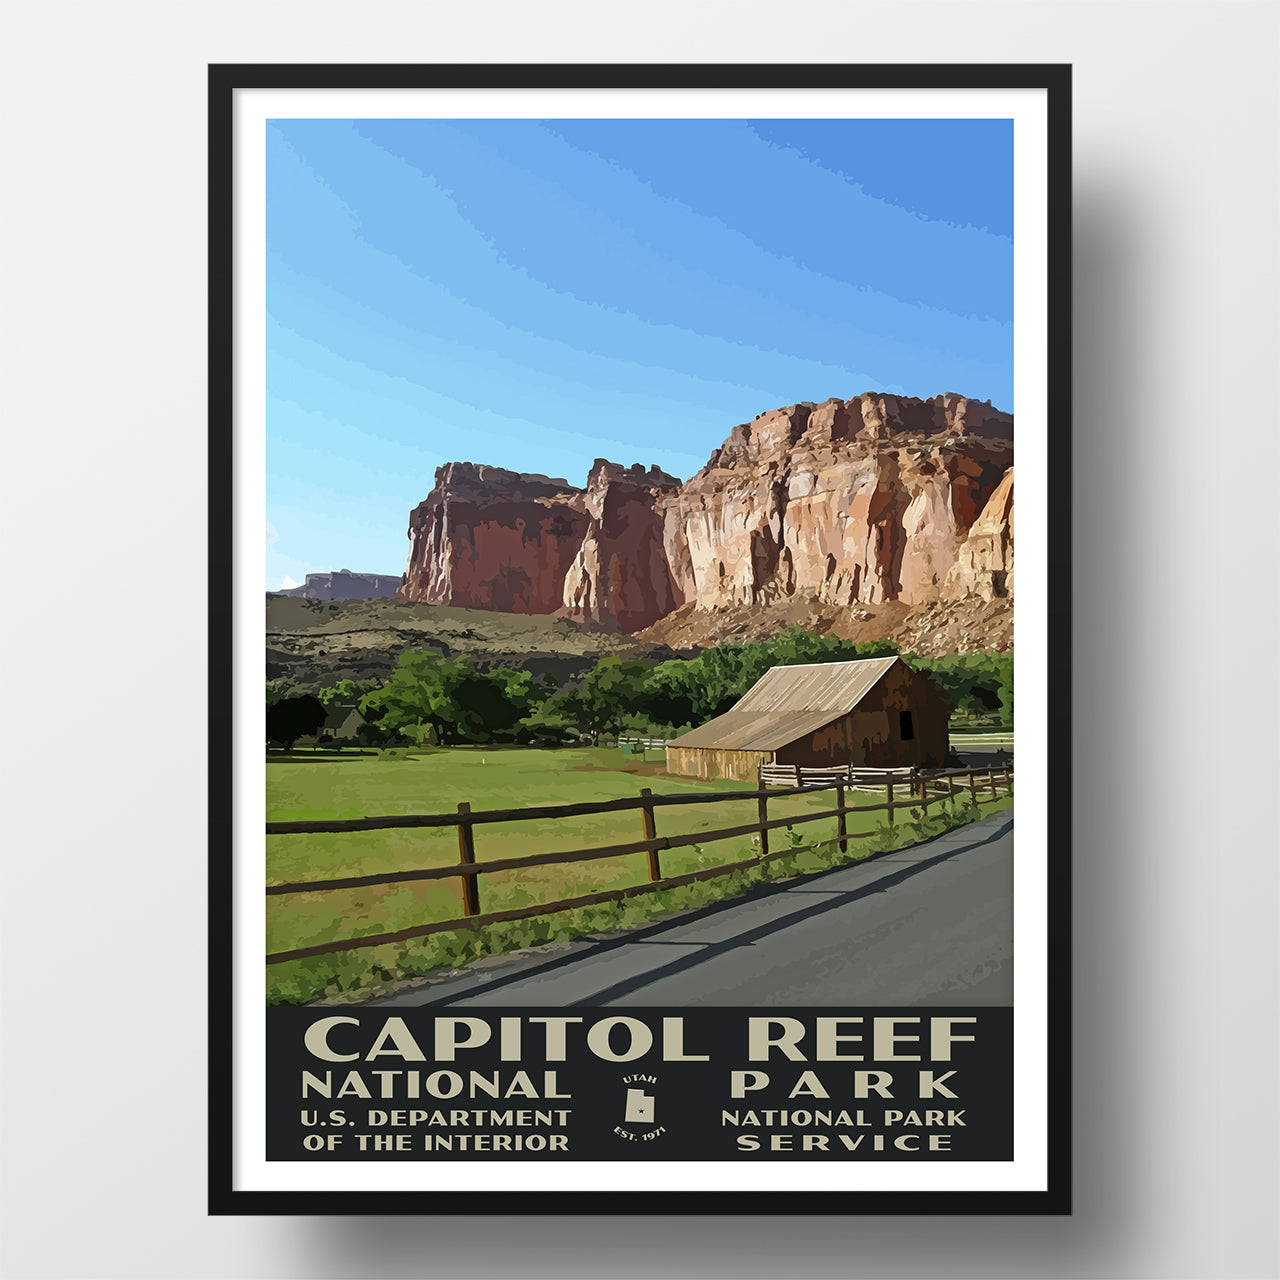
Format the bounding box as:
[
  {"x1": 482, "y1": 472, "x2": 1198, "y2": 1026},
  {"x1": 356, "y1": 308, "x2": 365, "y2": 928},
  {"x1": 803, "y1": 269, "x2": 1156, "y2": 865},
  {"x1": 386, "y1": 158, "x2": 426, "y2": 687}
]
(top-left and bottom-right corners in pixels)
[{"x1": 364, "y1": 809, "x2": 1014, "y2": 1009}]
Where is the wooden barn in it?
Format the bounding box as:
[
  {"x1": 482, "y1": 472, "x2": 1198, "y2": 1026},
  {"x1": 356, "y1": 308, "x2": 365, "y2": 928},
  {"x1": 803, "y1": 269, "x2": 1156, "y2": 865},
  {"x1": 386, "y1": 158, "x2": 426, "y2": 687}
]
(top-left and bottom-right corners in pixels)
[{"x1": 664, "y1": 656, "x2": 949, "y2": 782}]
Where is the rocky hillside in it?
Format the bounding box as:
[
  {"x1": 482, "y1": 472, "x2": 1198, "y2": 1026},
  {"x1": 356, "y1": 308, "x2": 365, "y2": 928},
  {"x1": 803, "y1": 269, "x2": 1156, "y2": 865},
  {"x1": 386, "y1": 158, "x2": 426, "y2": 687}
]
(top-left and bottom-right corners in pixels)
[
  {"x1": 637, "y1": 593, "x2": 1013, "y2": 658},
  {"x1": 396, "y1": 392, "x2": 1015, "y2": 652},
  {"x1": 265, "y1": 595, "x2": 690, "y2": 689}
]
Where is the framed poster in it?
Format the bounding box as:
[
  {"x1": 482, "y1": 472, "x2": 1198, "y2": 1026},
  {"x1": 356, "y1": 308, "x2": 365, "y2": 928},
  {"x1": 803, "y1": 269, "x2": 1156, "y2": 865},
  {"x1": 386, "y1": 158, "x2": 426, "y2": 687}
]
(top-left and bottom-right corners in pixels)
[{"x1": 210, "y1": 63, "x2": 1071, "y2": 1215}]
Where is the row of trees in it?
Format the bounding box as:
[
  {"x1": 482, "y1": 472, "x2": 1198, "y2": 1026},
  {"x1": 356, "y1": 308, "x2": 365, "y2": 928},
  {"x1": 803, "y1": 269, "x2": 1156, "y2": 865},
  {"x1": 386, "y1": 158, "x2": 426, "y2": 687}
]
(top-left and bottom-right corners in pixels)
[
  {"x1": 266, "y1": 626, "x2": 1013, "y2": 750},
  {"x1": 266, "y1": 677, "x2": 384, "y2": 749},
  {"x1": 633, "y1": 633, "x2": 1011, "y2": 730},
  {"x1": 910, "y1": 651, "x2": 1014, "y2": 724}
]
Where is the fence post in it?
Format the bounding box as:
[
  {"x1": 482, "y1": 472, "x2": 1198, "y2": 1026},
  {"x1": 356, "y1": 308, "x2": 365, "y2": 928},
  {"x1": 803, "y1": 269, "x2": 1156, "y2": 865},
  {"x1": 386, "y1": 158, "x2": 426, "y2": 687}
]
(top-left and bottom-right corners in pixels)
[
  {"x1": 988, "y1": 768, "x2": 999, "y2": 802},
  {"x1": 1005, "y1": 764, "x2": 1013, "y2": 796},
  {"x1": 887, "y1": 778, "x2": 895, "y2": 828},
  {"x1": 640, "y1": 787, "x2": 661, "y2": 882},
  {"x1": 968, "y1": 770, "x2": 978, "y2": 809},
  {"x1": 456, "y1": 802, "x2": 480, "y2": 917},
  {"x1": 758, "y1": 791, "x2": 770, "y2": 858},
  {"x1": 795, "y1": 763, "x2": 803, "y2": 788},
  {"x1": 836, "y1": 783, "x2": 847, "y2": 852}
]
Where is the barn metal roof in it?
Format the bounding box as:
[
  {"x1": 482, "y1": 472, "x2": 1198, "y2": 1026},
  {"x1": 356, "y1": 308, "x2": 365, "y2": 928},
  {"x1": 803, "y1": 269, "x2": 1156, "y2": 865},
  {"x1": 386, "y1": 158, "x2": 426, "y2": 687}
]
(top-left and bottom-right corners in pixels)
[{"x1": 668, "y1": 656, "x2": 900, "y2": 752}]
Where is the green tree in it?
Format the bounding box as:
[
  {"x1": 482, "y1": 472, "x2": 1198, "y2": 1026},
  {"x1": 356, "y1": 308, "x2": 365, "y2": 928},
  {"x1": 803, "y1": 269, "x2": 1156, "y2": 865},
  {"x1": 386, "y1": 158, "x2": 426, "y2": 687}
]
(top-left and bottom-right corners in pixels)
[
  {"x1": 265, "y1": 678, "x2": 295, "y2": 710},
  {"x1": 358, "y1": 652, "x2": 445, "y2": 741},
  {"x1": 903, "y1": 651, "x2": 1012, "y2": 723},
  {"x1": 360, "y1": 651, "x2": 545, "y2": 745},
  {"x1": 266, "y1": 694, "x2": 326, "y2": 750},
  {"x1": 993, "y1": 653, "x2": 1014, "y2": 724},
  {"x1": 518, "y1": 689, "x2": 579, "y2": 746},
  {"x1": 448, "y1": 663, "x2": 543, "y2": 743},
  {"x1": 317, "y1": 677, "x2": 382, "y2": 706},
  {"x1": 641, "y1": 659, "x2": 701, "y2": 731},
  {"x1": 561, "y1": 657, "x2": 650, "y2": 744}
]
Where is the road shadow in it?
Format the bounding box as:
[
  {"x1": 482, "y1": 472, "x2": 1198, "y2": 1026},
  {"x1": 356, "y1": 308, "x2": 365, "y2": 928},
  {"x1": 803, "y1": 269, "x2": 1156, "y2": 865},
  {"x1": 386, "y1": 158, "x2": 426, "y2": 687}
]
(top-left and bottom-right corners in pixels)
[{"x1": 413, "y1": 811, "x2": 1013, "y2": 1008}]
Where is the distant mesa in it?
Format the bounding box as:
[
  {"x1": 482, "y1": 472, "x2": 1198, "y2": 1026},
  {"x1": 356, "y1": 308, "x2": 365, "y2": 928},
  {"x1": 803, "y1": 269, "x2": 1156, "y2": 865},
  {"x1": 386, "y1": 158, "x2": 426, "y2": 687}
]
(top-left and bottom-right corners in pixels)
[
  {"x1": 394, "y1": 391, "x2": 1015, "y2": 639},
  {"x1": 276, "y1": 569, "x2": 403, "y2": 602}
]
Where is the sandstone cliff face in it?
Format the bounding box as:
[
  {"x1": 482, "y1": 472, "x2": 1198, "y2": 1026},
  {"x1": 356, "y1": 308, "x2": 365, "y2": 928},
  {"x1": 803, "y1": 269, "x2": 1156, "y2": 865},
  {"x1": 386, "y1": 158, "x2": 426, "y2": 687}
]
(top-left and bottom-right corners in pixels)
[
  {"x1": 397, "y1": 393, "x2": 1014, "y2": 636},
  {"x1": 561, "y1": 461, "x2": 683, "y2": 631},
  {"x1": 398, "y1": 464, "x2": 589, "y2": 614},
  {"x1": 662, "y1": 396, "x2": 1012, "y2": 614},
  {"x1": 945, "y1": 466, "x2": 1015, "y2": 601}
]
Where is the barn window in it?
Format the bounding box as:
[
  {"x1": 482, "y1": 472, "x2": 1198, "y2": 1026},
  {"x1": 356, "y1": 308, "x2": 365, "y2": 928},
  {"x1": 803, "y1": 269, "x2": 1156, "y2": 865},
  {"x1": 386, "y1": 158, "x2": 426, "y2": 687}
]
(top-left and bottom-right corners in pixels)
[{"x1": 899, "y1": 710, "x2": 915, "y2": 741}]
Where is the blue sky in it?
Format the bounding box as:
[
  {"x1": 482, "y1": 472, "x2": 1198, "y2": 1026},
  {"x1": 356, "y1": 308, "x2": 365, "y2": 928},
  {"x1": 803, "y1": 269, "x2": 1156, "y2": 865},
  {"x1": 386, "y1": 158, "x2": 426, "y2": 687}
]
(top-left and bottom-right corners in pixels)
[{"x1": 266, "y1": 118, "x2": 1013, "y2": 588}]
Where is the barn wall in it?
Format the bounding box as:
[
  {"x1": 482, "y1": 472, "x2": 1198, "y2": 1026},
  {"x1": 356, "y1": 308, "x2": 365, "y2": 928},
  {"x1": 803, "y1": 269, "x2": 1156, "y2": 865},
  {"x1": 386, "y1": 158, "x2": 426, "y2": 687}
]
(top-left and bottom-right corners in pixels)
[
  {"x1": 665, "y1": 746, "x2": 772, "y2": 782},
  {"x1": 848, "y1": 662, "x2": 947, "y2": 767},
  {"x1": 905, "y1": 666, "x2": 950, "y2": 765},
  {"x1": 772, "y1": 714, "x2": 858, "y2": 767},
  {"x1": 772, "y1": 665, "x2": 949, "y2": 769}
]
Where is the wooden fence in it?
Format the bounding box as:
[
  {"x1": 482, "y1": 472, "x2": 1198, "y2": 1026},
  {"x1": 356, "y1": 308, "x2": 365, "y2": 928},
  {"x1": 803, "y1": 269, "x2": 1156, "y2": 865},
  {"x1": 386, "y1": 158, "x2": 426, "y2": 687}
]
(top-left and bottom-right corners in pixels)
[
  {"x1": 758, "y1": 763, "x2": 919, "y2": 790},
  {"x1": 265, "y1": 762, "x2": 1012, "y2": 967},
  {"x1": 949, "y1": 732, "x2": 1015, "y2": 749}
]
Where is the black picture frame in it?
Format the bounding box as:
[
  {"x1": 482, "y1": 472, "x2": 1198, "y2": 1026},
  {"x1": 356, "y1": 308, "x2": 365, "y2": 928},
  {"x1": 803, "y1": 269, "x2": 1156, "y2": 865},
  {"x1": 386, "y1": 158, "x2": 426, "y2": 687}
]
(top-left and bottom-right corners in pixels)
[{"x1": 209, "y1": 62, "x2": 1071, "y2": 1216}]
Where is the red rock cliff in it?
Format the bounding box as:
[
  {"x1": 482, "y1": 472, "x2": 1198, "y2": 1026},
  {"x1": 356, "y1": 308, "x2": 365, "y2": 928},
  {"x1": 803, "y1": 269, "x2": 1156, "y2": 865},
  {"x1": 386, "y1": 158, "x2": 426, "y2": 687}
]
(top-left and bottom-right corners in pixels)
[
  {"x1": 397, "y1": 463, "x2": 589, "y2": 614},
  {"x1": 561, "y1": 461, "x2": 684, "y2": 631},
  {"x1": 397, "y1": 393, "x2": 1014, "y2": 632}
]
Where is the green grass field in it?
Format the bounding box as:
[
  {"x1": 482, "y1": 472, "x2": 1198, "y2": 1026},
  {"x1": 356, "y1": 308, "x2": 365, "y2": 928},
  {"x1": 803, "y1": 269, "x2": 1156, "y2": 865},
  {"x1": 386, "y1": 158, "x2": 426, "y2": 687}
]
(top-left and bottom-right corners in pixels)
[{"x1": 266, "y1": 745, "x2": 1011, "y2": 1005}]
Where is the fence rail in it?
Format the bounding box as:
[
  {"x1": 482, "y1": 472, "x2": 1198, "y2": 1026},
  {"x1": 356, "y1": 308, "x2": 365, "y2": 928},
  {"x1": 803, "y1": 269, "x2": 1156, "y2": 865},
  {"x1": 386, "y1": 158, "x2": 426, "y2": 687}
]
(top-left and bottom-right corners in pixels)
[
  {"x1": 758, "y1": 763, "x2": 918, "y2": 790},
  {"x1": 265, "y1": 761, "x2": 1012, "y2": 966}
]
